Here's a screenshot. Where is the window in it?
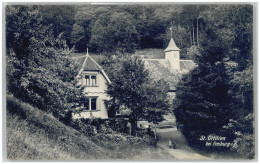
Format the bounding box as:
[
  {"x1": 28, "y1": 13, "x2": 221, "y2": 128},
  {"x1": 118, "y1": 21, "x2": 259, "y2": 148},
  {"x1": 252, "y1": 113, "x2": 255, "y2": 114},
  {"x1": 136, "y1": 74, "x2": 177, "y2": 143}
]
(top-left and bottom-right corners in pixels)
[
  {"x1": 91, "y1": 76, "x2": 96, "y2": 86},
  {"x1": 84, "y1": 97, "x2": 98, "y2": 111},
  {"x1": 91, "y1": 98, "x2": 97, "y2": 110},
  {"x1": 84, "y1": 74, "x2": 98, "y2": 86},
  {"x1": 85, "y1": 75, "x2": 90, "y2": 86}
]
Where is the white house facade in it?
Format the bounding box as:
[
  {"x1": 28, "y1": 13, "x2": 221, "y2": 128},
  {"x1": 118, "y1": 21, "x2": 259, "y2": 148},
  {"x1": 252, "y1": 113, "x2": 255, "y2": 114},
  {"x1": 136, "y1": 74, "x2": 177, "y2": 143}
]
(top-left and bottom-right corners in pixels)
[{"x1": 73, "y1": 50, "x2": 111, "y2": 119}]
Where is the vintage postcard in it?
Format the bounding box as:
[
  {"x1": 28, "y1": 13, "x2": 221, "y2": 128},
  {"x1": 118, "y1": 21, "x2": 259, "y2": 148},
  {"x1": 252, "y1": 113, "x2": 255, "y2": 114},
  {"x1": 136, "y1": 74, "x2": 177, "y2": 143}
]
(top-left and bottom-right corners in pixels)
[{"x1": 4, "y1": 2, "x2": 256, "y2": 161}]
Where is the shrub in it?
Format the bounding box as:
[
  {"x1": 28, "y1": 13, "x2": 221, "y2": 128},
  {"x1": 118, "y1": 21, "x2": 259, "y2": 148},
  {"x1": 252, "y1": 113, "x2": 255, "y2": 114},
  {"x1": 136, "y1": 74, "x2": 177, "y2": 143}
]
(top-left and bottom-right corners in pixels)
[{"x1": 92, "y1": 133, "x2": 157, "y2": 147}]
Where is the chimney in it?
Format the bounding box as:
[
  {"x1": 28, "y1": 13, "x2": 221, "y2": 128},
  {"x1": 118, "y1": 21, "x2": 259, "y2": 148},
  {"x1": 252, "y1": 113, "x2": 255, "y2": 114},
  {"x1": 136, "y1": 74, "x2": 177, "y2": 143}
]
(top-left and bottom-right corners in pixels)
[{"x1": 164, "y1": 37, "x2": 180, "y2": 70}]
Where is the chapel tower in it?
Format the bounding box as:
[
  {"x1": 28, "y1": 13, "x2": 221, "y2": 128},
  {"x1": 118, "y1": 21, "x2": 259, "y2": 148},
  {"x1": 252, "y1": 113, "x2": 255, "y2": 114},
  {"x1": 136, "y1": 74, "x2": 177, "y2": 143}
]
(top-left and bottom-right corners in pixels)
[{"x1": 164, "y1": 37, "x2": 180, "y2": 70}]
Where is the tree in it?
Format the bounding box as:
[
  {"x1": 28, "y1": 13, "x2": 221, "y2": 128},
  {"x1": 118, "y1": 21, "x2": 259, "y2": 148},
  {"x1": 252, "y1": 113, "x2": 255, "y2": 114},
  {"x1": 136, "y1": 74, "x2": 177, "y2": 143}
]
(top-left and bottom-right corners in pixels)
[
  {"x1": 200, "y1": 5, "x2": 254, "y2": 156},
  {"x1": 106, "y1": 56, "x2": 170, "y2": 135},
  {"x1": 70, "y1": 23, "x2": 86, "y2": 52},
  {"x1": 39, "y1": 5, "x2": 76, "y2": 47},
  {"x1": 90, "y1": 12, "x2": 139, "y2": 54},
  {"x1": 137, "y1": 6, "x2": 168, "y2": 48},
  {"x1": 200, "y1": 5, "x2": 253, "y2": 70},
  {"x1": 177, "y1": 5, "x2": 208, "y2": 46},
  {"x1": 227, "y1": 65, "x2": 254, "y2": 158},
  {"x1": 6, "y1": 5, "x2": 83, "y2": 119},
  {"x1": 173, "y1": 23, "x2": 232, "y2": 147}
]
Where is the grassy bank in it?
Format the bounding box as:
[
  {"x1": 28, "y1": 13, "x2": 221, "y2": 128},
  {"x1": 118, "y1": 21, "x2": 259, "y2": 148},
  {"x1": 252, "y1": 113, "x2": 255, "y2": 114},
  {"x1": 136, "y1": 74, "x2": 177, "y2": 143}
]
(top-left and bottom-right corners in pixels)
[{"x1": 6, "y1": 95, "x2": 174, "y2": 160}]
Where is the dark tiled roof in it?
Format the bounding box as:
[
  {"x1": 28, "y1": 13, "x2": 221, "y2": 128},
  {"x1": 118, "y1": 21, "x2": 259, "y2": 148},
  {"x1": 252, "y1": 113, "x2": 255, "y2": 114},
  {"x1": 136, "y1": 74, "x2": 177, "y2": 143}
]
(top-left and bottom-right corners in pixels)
[
  {"x1": 83, "y1": 56, "x2": 102, "y2": 71},
  {"x1": 73, "y1": 56, "x2": 85, "y2": 71},
  {"x1": 144, "y1": 59, "x2": 196, "y2": 90},
  {"x1": 73, "y1": 55, "x2": 102, "y2": 71}
]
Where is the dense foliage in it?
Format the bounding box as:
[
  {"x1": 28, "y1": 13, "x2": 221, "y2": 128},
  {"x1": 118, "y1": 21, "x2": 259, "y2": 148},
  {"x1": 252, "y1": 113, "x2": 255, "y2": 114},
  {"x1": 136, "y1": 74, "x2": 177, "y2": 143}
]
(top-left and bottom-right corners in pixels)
[
  {"x1": 60, "y1": 5, "x2": 213, "y2": 55},
  {"x1": 39, "y1": 5, "x2": 76, "y2": 47},
  {"x1": 106, "y1": 56, "x2": 170, "y2": 135},
  {"x1": 6, "y1": 5, "x2": 83, "y2": 119},
  {"x1": 90, "y1": 12, "x2": 139, "y2": 54},
  {"x1": 173, "y1": 5, "x2": 254, "y2": 158},
  {"x1": 173, "y1": 28, "x2": 232, "y2": 146}
]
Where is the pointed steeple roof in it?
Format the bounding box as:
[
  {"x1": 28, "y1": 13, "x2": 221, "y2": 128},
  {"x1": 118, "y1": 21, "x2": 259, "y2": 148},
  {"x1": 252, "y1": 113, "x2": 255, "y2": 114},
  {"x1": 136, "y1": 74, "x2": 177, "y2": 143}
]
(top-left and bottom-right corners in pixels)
[{"x1": 164, "y1": 37, "x2": 180, "y2": 52}]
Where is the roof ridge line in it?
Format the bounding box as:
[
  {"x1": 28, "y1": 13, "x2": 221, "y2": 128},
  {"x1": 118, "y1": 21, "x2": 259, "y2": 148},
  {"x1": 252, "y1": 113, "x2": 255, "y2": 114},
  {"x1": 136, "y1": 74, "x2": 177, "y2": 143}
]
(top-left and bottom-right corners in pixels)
[
  {"x1": 101, "y1": 69, "x2": 111, "y2": 84},
  {"x1": 77, "y1": 54, "x2": 89, "y2": 76}
]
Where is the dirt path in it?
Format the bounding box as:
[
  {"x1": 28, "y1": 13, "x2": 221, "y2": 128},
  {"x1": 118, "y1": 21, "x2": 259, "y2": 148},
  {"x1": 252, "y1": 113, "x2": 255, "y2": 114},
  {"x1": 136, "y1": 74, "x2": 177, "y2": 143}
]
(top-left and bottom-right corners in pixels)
[{"x1": 156, "y1": 128, "x2": 211, "y2": 160}]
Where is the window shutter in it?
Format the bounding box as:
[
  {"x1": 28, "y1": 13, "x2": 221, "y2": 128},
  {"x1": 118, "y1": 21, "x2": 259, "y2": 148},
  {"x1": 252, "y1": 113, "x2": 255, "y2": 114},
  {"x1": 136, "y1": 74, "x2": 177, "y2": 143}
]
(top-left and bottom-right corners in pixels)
[
  {"x1": 96, "y1": 74, "x2": 100, "y2": 86},
  {"x1": 97, "y1": 98, "x2": 102, "y2": 111}
]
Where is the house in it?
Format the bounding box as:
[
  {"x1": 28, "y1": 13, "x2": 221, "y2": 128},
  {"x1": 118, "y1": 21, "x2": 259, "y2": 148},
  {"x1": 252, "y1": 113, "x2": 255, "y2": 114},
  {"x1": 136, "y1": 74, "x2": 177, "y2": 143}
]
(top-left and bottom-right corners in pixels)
[
  {"x1": 143, "y1": 36, "x2": 196, "y2": 100},
  {"x1": 72, "y1": 49, "x2": 111, "y2": 119}
]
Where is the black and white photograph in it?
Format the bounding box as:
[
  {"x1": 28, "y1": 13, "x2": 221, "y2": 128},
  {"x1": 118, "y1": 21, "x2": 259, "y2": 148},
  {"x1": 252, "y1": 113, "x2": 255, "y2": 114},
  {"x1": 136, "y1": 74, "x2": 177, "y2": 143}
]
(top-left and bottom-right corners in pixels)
[{"x1": 3, "y1": 2, "x2": 256, "y2": 161}]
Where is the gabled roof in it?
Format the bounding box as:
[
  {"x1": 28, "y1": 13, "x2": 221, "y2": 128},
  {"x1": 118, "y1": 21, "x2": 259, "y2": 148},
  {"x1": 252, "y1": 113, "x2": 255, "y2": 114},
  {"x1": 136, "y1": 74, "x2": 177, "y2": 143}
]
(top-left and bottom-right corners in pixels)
[
  {"x1": 143, "y1": 59, "x2": 196, "y2": 90},
  {"x1": 83, "y1": 55, "x2": 102, "y2": 71},
  {"x1": 164, "y1": 37, "x2": 180, "y2": 52},
  {"x1": 75, "y1": 53, "x2": 111, "y2": 84}
]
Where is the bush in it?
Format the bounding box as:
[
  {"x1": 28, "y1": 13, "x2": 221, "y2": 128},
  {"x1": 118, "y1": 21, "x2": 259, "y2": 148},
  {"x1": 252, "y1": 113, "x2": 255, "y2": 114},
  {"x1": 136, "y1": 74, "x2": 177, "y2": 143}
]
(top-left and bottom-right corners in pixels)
[
  {"x1": 70, "y1": 119, "x2": 97, "y2": 136},
  {"x1": 59, "y1": 110, "x2": 73, "y2": 125},
  {"x1": 92, "y1": 133, "x2": 157, "y2": 147},
  {"x1": 71, "y1": 118, "x2": 129, "y2": 134},
  {"x1": 231, "y1": 133, "x2": 254, "y2": 159}
]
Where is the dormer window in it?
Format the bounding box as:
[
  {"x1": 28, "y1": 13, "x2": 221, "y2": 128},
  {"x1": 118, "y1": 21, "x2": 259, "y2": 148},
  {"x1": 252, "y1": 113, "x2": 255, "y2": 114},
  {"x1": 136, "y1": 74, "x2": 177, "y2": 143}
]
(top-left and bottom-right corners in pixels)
[
  {"x1": 91, "y1": 75, "x2": 96, "y2": 86},
  {"x1": 85, "y1": 75, "x2": 90, "y2": 86},
  {"x1": 84, "y1": 74, "x2": 98, "y2": 86}
]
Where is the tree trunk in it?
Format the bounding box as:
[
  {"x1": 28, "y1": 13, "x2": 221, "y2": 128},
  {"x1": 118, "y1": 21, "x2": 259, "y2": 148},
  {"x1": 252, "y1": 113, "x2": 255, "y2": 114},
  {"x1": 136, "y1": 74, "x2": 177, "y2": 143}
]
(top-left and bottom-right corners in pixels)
[
  {"x1": 154, "y1": 124, "x2": 157, "y2": 139},
  {"x1": 189, "y1": 27, "x2": 192, "y2": 46},
  {"x1": 192, "y1": 20, "x2": 195, "y2": 45},
  {"x1": 197, "y1": 17, "x2": 199, "y2": 45}
]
